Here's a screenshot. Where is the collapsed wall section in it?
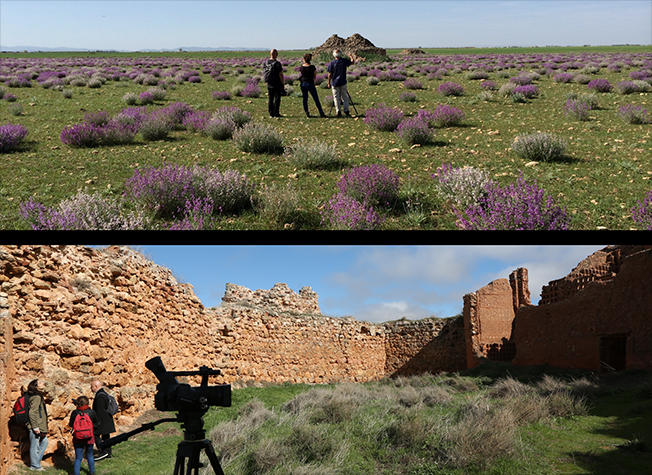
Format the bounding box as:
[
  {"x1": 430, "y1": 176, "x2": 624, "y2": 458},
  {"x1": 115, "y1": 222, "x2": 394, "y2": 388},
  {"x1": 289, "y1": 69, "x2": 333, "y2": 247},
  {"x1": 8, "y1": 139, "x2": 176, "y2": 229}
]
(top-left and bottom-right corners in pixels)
[
  {"x1": 512, "y1": 247, "x2": 652, "y2": 370},
  {"x1": 383, "y1": 317, "x2": 466, "y2": 376},
  {"x1": 1, "y1": 245, "x2": 227, "y2": 465}
]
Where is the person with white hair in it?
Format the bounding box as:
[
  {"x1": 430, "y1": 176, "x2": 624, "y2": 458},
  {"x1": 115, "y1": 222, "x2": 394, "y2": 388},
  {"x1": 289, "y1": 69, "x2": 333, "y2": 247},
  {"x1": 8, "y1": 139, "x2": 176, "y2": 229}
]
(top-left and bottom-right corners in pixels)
[{"x1": 327, "y1": 49, "x2": 353, "y2": 117}]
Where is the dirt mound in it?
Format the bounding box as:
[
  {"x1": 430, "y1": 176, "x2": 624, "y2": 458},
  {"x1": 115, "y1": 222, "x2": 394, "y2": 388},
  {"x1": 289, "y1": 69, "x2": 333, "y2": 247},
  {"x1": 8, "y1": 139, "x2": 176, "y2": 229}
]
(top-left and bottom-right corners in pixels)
[
  {"x1": 313, "y1": 33, "x2": 386, "y2": 60},
  {"x1": 402, "y1": 48, "x2": 427, "y2": 55}
]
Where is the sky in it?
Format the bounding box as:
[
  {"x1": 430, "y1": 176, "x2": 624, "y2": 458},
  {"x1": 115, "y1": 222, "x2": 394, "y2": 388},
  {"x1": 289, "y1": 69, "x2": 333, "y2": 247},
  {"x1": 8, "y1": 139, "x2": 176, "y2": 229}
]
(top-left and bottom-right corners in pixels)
[
  {"x1": 1, "y1": 1, "x2": 650, "y2": 51},
  {"x1": 129, "y1": 245, "x2": 605, "y2": 322}
]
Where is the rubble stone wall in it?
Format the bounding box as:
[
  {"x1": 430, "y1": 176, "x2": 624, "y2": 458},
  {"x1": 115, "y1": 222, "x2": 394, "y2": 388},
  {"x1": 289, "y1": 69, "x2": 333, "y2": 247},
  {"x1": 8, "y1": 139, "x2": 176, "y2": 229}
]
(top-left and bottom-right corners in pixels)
[
  {"x1": 214, "y1": 304, "x2": 387, "y2": 384},
  {"x1": 1, "y1": 292, "x2": 12, "y2": 475},
  {"x1": 0, "y1": 245, "x2": 227, "y2": 465},
  {"x1": 383, "y1": 317, "x2": 466, "y2": 376}
]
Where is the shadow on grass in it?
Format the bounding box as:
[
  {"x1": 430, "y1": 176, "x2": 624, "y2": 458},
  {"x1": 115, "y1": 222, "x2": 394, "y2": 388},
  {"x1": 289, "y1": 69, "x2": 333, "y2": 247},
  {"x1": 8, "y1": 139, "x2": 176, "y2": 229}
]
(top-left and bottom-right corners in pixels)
[{"x1": 466, "y1": 362, "x2": 652, "y2": 474}]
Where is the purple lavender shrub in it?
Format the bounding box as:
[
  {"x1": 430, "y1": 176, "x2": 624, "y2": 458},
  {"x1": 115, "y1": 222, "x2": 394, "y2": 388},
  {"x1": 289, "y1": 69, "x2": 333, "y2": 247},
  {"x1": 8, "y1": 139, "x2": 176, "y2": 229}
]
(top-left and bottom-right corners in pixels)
[
  {"x1": 399, "y1": 92, "x2": 417, "y2": 102},
  {"x1": 456, "y1": 176, "x2": 570, "y2": 230},
  {"x1": 403, "y1": 78, "x2": 424, "y2": 90},
  {"x1": 182, "y1": 110, "x2": 211, "y2": 133},
  {"x1": 213, "y1": 106, "x2": 252, "y2": 128},
  {"x1": 204, "y1": 117, "x2": 236, "y2": 140},
  {"x1": 513, "y1": 85, "x2": 539, "y2": 99},
  {"x1": 19, "y1": 193, "x2": 148, "y2": 230},
  {"x1": 363, "y1": 104, "x2": 404, "y2": 132},
  {"x1": 167, "y1": 197, "x2": 215, "y2": 230},
  {"x1": 320, "y1": 193, "x2": 383, "y2": 230},
  {"x1": 0, "y1": 123, "x2": 28, "y2": 152},
  {"x1": 438, "y1": 82, "x2": 464, "y2": 96},
  {"x1": 553, "y1": 73, "x2": 574, "y2": 83},
  {"x1": 632, "y1": 190, "x2": 652, "y2": 230},
  {"x1": 480, "y1": 80, "x2": 497, "y2": 90},
  {"x1": 240, "y1": 79, "x2": 261, "y2": 98},
  {"x1": 396, "y1": 116, "x2": 433, "y2": 145},
  {"x1": 564, "y1": 98, "x2": 591, "y2": 121},
  {"x1": 618, "y1": 104, "x2": 650, "y2": 124},
  {"x1": 337, "y1": 164, "x2": 400, "y2": 208},
  {"x1": 60, "y1": 123, "x2": 104, "y2": 148},
  {"x1": 139, "y1": 91, "x2": 155, "y2": 105},
  {"x1": 83, "y1": 110, "x2": 110, "y2": 127},
  {"x1": 212, "y1": 90, "x2": 232, "y2": 100},
  {"x1": 417, "y1": 104, "x2": 465, "y2": 127},
  {"x1": 587, "y1": 78, "x2": 612, "y2": 93}
]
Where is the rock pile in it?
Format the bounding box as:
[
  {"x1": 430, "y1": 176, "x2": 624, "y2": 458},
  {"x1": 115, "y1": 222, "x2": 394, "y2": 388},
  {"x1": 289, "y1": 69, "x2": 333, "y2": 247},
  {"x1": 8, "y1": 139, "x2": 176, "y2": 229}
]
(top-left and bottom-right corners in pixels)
[
  {"x1": 401, "y1": 48, "x2": 427, "y2": 55},
  {"x1": 313, "y1": 33, "x2": 387, "y2": 60}
]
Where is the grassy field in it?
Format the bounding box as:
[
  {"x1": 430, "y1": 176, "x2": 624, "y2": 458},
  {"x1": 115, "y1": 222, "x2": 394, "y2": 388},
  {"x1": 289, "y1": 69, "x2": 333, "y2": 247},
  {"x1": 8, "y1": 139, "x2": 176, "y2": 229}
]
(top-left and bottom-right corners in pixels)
[
  {"x1": 12, "y1": 366, "x2": 652, "y2": 474},
  {"x1": 0, "y1": 46, "x2": 650, "y2": 230}
]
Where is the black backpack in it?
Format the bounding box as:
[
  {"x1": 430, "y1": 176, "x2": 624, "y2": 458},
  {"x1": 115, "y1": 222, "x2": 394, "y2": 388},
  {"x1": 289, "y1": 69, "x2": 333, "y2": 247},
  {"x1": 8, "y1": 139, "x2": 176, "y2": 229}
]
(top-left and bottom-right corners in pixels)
[
  {"x1": 106, "y1": 392, "x2": 119, "y2": 416},
  {"x1": 263, "y1": 60, "x2": 275, "y2": 83}
]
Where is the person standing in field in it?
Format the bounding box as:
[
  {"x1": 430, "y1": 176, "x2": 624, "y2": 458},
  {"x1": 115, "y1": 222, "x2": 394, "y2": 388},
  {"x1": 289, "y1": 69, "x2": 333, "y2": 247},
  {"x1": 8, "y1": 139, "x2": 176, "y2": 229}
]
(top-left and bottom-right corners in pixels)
[
  {"x1": 69, "y1": 396, "x2": 99, "y2": 475},
  {"x1": 25, "y1": 379, "x2": 49, "y2": 472},
  {"x1": 299, "y1": 53, "x2": 326, "y2": 118},
  {"x1": 263, "y1": 49, "x2": 285, "y2": 118},
  {"x1": 327, "y1": 49, "x2": 360, "y2": 117},
  {"x1": 90, "y1": 380, "x2": 115, "y2": 460}
]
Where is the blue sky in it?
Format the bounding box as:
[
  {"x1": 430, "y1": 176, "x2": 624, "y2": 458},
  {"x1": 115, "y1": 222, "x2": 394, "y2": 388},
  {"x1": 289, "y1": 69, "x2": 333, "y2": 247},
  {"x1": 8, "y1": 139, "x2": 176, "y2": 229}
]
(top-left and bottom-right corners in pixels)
[
  {"x1": 2, "y1": 1, "x2": 650, "y2": 50},
  {"x1": 130, "y1": 246, "x2": 604, "y2": 322}
]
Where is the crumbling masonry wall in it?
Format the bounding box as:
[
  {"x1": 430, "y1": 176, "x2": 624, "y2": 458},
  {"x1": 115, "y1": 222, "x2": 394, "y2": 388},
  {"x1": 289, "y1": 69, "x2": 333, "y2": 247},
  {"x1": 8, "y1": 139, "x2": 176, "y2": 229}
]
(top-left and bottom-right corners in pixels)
[
  {"x1": 383, "y1": 317, "x2": 466, "y2": 376},
  {"x1": 1, "y1": 291, "x2": 12, "y2": 475},
  {"x1": 462, "y1": 270, "x2": 528, "y2": 368},
  {"x1": 512, "y1": 247, "x2": 652, "y2": 370},
  {"x1": 0, "y1": 245, "x2": 228, "y2": 465},
  {"x1": 1, "y1": 245, "x2": 465, "y2": 470}
]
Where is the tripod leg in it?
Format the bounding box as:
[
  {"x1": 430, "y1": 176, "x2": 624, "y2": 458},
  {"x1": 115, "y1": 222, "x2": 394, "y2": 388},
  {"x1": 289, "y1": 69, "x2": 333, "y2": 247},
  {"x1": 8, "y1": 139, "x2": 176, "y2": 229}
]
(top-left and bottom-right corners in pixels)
[
  {"x1": 173, "y1": 453, "x2": 184, "y2": 475},
  {"x1": 203, "y1": 441, "x2": 225, "y2": 475}
]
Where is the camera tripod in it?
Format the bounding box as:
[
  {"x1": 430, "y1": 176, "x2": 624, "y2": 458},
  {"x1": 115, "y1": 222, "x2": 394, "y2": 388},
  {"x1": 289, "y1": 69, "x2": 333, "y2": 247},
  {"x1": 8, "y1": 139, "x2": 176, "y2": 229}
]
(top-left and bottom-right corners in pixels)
[
  {"x1": 328, "y1": 89, "x2": 360, "y2": 117},
  {"x1": 174, "y1": 436, "x2": 223, "y2": 475}
]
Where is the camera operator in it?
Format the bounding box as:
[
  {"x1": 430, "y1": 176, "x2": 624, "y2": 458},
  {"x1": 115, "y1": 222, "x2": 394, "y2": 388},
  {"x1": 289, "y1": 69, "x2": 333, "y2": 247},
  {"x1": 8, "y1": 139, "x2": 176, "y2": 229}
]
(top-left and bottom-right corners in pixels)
[
  {"x1": 327, "y1": 49, "x2": 363, "y2": 117},
  {"x1": 264, "y1": 49, "x2": 285, "y2": 118}
]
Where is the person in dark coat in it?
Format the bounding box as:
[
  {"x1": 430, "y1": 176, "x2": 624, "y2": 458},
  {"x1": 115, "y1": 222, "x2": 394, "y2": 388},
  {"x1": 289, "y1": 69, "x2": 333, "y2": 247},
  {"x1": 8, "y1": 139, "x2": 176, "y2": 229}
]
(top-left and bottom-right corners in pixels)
[
  {"x1": 68, "y1": 396, "x2": 98, "y2": 475},
  {"x1": 264, "y1": 49, "x2": 284, "y2": 118},
  {"x1": 90, "y1": 380, "x2": 115, "y2": 460}
]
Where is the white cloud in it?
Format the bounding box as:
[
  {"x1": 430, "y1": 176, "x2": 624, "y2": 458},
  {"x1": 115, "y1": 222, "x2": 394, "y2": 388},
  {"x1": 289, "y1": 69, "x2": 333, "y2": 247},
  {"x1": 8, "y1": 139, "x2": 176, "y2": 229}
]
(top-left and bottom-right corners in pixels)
[{"x1": 354, "y1": 300, "x2": 433, "y2": 323}]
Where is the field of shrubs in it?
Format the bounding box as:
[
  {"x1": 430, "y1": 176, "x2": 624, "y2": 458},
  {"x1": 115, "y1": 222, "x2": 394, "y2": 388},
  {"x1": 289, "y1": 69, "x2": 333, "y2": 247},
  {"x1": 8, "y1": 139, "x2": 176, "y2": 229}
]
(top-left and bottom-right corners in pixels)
[
  {"x1": 16, "y1": 366, "x2": 652, "y2": 474},
  {"x1": 0, "y1": 46, "x2": 650, "y2": 230}
]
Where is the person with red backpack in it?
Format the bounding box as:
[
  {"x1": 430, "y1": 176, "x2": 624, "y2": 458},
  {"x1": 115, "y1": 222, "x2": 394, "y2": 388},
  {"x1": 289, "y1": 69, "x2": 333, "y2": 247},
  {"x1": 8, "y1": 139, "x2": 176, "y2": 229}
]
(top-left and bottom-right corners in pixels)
[{"x1": 68, "y1": 396, "x2": 99, "y2": 475}]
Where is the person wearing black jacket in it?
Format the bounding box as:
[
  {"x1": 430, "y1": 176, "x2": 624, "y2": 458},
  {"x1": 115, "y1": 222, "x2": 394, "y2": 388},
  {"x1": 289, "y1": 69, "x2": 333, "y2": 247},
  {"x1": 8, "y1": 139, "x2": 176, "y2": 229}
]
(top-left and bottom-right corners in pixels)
[
  {"x1": 68, "y1": 396, "x2": 98, "y2": 475},
  {"x1": 90, "y1": 380, "x2": 115, "y2": 460},
  {"x1": 299, "y1": 53, "x2": 326, "y2": 118},
  {"x1": 264, "y1": 49, "x2": 285, "y2": 118}
]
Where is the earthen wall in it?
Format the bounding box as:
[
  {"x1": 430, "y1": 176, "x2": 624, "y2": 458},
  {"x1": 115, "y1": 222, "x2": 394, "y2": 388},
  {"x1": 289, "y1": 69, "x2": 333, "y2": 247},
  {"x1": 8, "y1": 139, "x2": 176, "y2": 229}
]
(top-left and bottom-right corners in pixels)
[{"x1": 1, "y1": 291, "x2": 12, "y2": 475}]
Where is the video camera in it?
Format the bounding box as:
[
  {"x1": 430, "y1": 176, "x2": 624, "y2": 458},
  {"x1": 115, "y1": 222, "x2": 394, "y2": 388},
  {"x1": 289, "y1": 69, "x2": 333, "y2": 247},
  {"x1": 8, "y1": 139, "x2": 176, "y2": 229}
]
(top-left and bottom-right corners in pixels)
[
  {"x1": 98, "y1": 357, "x2": 231, "y2": 474},
  {"x1": 145, "y1": 356, "x2": 231, "y2": 413}
]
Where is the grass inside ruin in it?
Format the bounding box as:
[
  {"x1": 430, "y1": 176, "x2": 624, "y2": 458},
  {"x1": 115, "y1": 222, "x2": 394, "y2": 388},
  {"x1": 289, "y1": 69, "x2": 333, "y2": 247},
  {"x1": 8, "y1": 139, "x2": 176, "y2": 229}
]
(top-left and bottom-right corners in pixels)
[{"x1": 16, "y1": 366, "x2": 652, "y2": 475}]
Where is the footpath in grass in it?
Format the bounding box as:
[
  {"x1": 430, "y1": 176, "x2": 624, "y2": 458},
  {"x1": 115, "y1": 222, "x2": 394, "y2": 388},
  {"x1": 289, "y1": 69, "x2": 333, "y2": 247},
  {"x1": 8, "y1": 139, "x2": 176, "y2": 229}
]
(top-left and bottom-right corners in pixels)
[{"x1": 12, "y1": 368, "x2": 651, "y2": 474}]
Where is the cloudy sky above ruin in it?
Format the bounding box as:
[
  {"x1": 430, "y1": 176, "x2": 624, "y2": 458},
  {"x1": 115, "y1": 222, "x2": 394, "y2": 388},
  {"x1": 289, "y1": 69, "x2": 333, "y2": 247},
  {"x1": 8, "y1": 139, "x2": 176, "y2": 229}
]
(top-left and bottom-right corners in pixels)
[
  {"x1": 2, "y1": 1, "x2": 650, "y2": 50},
  {"x1": 132, "y1": 246, "x2": 604, "y2": 323}
]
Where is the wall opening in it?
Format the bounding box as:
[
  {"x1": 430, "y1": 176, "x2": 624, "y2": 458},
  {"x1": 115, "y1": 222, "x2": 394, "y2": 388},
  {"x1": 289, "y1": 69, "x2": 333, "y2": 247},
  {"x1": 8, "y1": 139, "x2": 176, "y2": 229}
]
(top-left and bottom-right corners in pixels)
[{"x1": 599, "y1": 334, "x2": 627, "y2": 371}]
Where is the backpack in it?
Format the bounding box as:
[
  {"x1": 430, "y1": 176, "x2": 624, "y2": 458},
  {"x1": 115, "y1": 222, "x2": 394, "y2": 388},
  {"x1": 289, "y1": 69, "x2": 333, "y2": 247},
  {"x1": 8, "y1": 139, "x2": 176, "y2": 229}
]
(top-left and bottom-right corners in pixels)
[
  {"x1": 263, "y1": 60, "x2": 275, "y2": 83},
  {"x1": 106, "y1": 393, "x2": 119, "y2": 416},
  {"x1": 13, "y1": 394, "x2": 30, "y2": 425},
  {"x1": 73, "y1": 411, "x2": 93, "y2": 440}
]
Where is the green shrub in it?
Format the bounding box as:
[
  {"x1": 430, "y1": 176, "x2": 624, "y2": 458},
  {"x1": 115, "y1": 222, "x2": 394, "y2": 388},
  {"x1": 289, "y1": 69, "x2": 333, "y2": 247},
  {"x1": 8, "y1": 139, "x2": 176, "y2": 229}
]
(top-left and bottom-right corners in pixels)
[{"x1": 233, "y1": 122, "x2": 284, "y2": 154}]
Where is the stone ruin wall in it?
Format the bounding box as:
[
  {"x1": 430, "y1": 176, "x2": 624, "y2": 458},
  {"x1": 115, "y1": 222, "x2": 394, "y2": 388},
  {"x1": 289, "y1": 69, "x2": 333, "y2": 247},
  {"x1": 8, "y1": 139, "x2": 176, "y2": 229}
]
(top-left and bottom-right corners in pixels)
[
  {"x1": 0, "y1": 245, "x2": 227, "y2": 467},
  {"x1": 383, "y1": 317, "x2": 466, "y2": 376},
  {"x1": 1, "y1": 245, "x2": 465, "y2": 470},
  {"x1": 512, "y1": 247, "x2": 652, "y2": 370},
  {"x1": 537, "y1": 246, "x2": 647, "y2": 306},
  {"x1": 462, "y1": 268, "x2": 530, "y2": 368},
  {"x1": 1, "y1": 291, "x2": 12, "y2": 475}
]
